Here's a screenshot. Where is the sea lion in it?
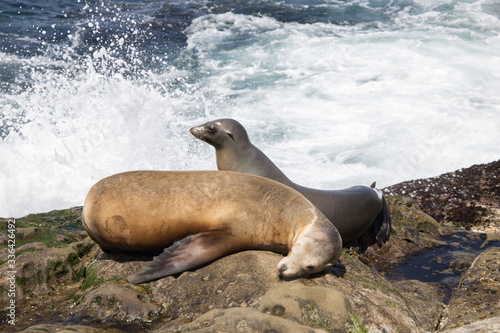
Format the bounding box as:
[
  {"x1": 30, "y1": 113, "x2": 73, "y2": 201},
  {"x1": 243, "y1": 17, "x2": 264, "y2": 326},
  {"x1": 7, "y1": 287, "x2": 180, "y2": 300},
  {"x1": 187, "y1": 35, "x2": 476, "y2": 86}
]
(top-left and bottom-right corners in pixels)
[
  {"x1": 82, "y1": 170, "x2": 342, "y2": 283},
  {"x1": 190, "y1": 118, "x2": 391, "y2": 246}
]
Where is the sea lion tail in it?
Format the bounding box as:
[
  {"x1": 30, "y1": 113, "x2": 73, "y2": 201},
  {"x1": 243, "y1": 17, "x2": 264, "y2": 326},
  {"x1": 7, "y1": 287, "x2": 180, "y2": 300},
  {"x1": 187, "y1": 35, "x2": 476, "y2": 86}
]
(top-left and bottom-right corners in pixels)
[{"x1": 374, "y1": 195, "x2": 392, "y2": 247}]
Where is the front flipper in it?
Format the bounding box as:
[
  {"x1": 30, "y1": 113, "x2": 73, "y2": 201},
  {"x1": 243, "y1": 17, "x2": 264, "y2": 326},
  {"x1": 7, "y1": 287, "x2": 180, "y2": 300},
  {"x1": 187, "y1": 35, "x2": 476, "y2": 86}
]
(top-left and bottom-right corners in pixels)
[{"x1": 127, "y1": 230, "x2": 237, "y2": 284}]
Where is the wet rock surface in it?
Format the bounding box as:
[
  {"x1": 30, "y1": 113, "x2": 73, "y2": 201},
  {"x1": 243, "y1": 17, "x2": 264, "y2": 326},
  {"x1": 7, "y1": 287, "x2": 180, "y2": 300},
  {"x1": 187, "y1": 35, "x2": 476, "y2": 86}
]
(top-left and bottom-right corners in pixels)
[
  {"x1": 1, "y1": 160, "x2": 499, "y2": 332},
  {"x1": 384, "y1": 160, "x2": 500, "y2": 232},
  {"x1": 438, "y1": 247, "x2": 500, "y2": 331}
]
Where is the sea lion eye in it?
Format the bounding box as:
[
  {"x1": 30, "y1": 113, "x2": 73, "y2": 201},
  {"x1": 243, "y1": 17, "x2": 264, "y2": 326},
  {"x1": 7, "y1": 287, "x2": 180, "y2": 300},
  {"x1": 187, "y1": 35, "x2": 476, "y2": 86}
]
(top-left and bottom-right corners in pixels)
[
  {"x1": 208, "y1": 125, "x2": 215, "y2": 133},
  {"x1": 305, "y1": 265, "x2": 315, "y2": 271}
]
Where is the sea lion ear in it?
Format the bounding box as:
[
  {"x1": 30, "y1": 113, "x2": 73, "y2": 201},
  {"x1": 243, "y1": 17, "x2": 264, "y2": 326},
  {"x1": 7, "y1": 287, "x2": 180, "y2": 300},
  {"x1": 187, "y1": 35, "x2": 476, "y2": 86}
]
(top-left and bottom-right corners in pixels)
[{"x1": 226, "y1": 131, "x2": 235, "y2": 141}]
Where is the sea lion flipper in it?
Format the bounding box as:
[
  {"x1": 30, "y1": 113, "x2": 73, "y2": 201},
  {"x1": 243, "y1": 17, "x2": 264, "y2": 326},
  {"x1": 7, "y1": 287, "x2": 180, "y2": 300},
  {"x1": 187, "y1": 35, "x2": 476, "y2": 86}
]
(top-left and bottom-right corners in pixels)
[
  {"x1": 373, "y1": 195, "x2": 392, "y2": 247},
  {"x1": 127, "y1": 230, "x2": 233, "y2": 284}
]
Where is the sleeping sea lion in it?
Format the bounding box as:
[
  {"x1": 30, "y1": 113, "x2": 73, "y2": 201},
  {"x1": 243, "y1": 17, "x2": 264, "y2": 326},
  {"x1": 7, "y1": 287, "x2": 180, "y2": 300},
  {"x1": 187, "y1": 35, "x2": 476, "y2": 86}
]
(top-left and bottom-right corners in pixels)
[{"x1": 82, "y1": 170, "x2": 343, "y2": 283}]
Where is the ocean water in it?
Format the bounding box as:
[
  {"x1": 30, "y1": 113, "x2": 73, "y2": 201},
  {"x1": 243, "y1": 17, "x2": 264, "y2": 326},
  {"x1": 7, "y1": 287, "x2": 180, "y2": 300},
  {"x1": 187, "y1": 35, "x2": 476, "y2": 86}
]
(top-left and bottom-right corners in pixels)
[{"x1": 1, "y1": 0, "x2": 499, "y2": 217}]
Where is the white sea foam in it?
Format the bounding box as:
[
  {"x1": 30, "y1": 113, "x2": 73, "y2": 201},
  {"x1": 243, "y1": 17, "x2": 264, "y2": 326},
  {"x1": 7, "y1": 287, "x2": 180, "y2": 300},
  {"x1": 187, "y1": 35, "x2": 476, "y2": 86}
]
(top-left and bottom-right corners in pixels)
[
  {"x1": 1, "y1": 52, "x2": 203, "y2": 216},
  {"x1": 182, "y1": 10, "x2": 500, "y2": 187},
  {"x1": 1, "y1": 1, "x2": 500, "y2": 217}
]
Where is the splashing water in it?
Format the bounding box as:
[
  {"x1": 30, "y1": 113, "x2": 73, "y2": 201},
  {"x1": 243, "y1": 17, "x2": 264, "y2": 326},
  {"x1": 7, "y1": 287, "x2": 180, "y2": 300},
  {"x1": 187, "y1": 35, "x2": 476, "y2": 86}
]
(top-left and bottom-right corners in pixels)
[{"x1": 1, "y1": 0, "x2": 500, "y2": 217}]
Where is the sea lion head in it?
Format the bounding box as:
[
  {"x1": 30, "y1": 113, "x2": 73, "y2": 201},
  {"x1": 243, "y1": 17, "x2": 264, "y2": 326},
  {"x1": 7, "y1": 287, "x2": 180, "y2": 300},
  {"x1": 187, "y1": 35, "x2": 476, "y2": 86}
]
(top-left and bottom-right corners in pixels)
[
  {"x1": 277, "y1": 222, "x2": 342, "y2": 278},
  {"x1": 190, "y1": 118, "x2": 250, "y2": 149}
]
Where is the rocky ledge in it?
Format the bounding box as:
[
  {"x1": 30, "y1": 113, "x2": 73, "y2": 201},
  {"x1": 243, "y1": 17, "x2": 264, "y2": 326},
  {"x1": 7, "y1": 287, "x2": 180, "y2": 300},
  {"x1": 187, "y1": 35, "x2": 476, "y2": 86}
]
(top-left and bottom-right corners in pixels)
[{"x1": 1, "y1": 160, "x2": 499, "y2": 333}]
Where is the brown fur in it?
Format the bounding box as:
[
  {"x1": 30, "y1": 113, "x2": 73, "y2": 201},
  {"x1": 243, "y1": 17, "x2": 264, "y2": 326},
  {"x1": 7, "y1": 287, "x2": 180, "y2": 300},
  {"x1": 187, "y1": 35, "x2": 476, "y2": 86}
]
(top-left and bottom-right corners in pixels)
[{"x1": 82, "y1": 170, "x2": 342, "y2": 283}]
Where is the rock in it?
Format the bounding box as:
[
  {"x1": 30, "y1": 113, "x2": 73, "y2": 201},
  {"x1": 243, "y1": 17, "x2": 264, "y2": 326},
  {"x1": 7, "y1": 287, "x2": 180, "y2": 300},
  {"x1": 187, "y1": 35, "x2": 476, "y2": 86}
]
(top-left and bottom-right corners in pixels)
[
  {"x1": 17, "y1": 242, "x2": 48, "y2": 252},
  {"x1": 438, "y1": 247, "x2": 500, "y2": 330},
  {"x1": 355, "y1": 195, "x2": 452, "y2": 273},
  {"x1": 18, "y1": 324, "x2": 116, "y2": 332},
  {"x1": 257, "y1": 282, "x2": 351, "y2": 331},
  {"x1": 390, "y1": 279, "x2": 446, "y2": 330},
  {"x1": 62, "y1": 248, "x2": 422, "y2": 332},
  {"x1": 440, "y1": 316, "x2": 500, "y2": 333},
  {"x1": 148, "y1": 250, "x2": 281, "y2": 322},
  {"x1": 385, "y1": 160, "x2": 500, "y2": 231},
  {"x1": 16, "y1": 227, "x2": 38, "y2": 240},
  {"x1": 0, "y1": 239, "x2": 97, "y2": 306},
  {"x1": 159, "y1": 307, "x2": 329, "y2": 333},
  {"x1": 76, "y1": 282, "x2": 161, "y2": 322},
  {"x1": 0, "y1": 234, "x2": 9, "y2": 245},
  {"x1": 0, "y1": 242, "x2": 47, "y2": 262}
]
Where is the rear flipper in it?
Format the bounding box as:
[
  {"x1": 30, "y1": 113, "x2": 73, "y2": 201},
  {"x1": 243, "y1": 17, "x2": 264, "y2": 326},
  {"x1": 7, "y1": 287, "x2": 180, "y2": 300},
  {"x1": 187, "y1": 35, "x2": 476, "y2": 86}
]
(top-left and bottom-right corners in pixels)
[
  {"x1": 374, "y1": 195, "x2": 391, "y2": 247},
  {"x1": 127, "y1": 230, "x2": 237, "y2": 284}
]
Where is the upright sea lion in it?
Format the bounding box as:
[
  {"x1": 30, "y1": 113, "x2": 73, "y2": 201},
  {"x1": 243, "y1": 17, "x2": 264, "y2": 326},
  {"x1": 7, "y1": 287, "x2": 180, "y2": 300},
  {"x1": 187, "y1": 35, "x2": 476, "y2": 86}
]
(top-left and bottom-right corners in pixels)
[
  {"x1": 82, "y1": 170, "x2": 342, "y2": 283},
  {"x1": 190, "y1": 118, "x2": 391, "y2": 246}
]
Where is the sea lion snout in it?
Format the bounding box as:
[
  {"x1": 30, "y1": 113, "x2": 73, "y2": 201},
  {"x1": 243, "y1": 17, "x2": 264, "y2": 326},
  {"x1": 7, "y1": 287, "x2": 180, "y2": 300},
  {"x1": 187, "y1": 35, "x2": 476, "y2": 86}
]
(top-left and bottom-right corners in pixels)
[
  {"x1": 189, "y1": 122, "x2": 224, "y2": 147},
  {"x1": 277, "y1": 256, "x2": 297, "y2": 278},
  {"x1": 189, "y1": 126, "x2": 204, "y2": 139}
]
